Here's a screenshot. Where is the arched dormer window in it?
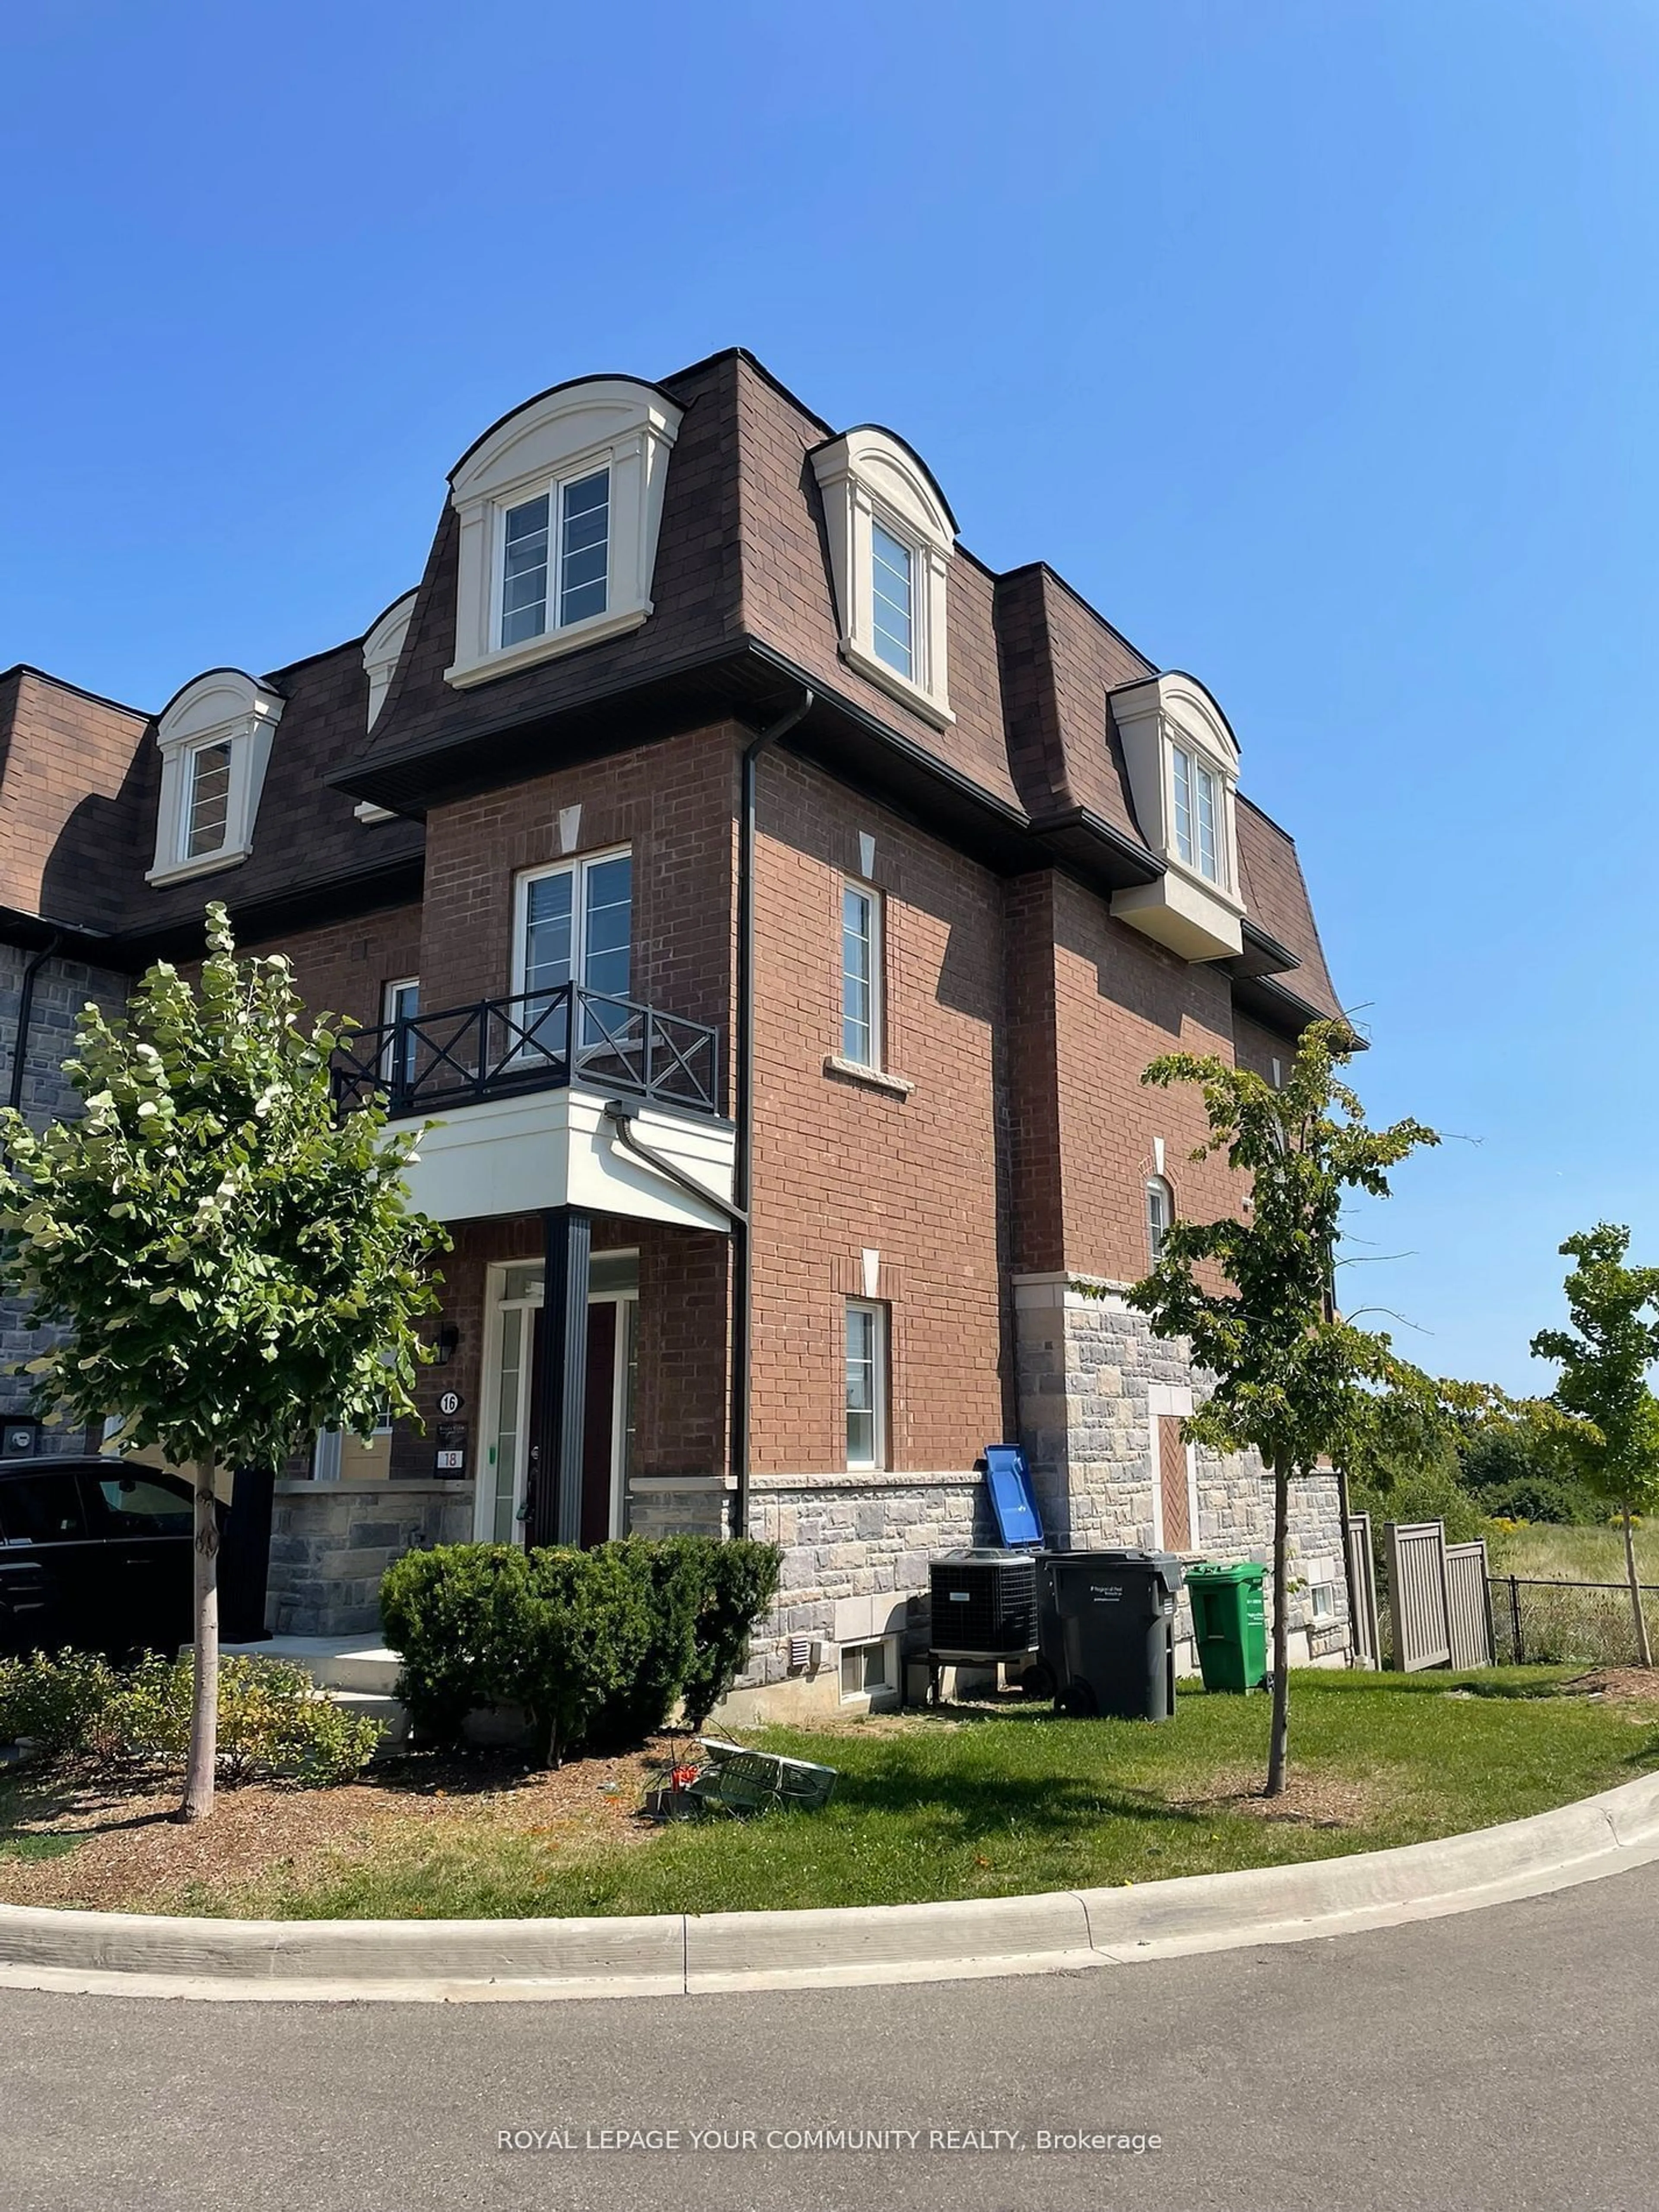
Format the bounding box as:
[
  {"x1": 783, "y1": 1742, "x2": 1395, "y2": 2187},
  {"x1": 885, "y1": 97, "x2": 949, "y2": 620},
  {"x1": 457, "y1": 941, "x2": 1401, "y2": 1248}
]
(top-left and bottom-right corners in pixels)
[
  {"x1": 444, "y1": 376, "x2": 684, "y2": 691},
  {"x1": 1145, "y1": 1174, "x2": 1175, "y2": 1265},
  {"x1": 362, "y1": 588, "x2": 417, "y2": 734},
  {"x1": 146, "y1": 669, "x2": 284, "y2": 887},
  {"x1": 810, "y1": 425, "x2": 956, "y2": 729},
  {"x1": 1109, "y1": 671, "x2": 1246, "y2": 962}
]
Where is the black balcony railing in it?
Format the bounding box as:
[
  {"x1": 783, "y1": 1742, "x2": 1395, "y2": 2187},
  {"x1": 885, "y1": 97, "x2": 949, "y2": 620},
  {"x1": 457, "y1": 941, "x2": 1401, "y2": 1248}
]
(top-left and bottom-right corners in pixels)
[{"x1": 331, "y1": 985, "x2": 722, "y2": 1120}]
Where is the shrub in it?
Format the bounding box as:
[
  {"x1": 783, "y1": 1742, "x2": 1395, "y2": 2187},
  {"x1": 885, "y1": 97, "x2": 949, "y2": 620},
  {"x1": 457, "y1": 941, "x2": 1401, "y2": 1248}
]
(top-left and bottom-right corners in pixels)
[
  {"x1": 682, "y1": 1538, "x2": 783, "y2": 1729},
  {"x1": 379, "y1": 1534, "x2": 782, "y2": 1759},
  {"x1": 1480, "y1": 1476, "x2": 1595, "y2": 1527},
  {"x1": 0, "y1": 1649, "x2": 118, "y2": 1757},
  {"x1": 0, "y1": 1650, "x2": 378, "y2": 1784}
]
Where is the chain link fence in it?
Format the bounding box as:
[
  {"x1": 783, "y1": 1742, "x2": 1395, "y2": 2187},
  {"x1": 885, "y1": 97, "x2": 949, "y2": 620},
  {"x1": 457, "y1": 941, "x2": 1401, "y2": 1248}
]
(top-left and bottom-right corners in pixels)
[{"x1": 1490, "y1": 1576, "x2": 1659, "y2": 1668}]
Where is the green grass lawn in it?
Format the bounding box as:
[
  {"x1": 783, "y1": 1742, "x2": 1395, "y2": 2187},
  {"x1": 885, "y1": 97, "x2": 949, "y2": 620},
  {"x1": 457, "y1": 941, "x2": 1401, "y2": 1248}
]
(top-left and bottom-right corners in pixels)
[{"x1": 218, "y1": 1668, "x2": 1659, "y2": 1922}]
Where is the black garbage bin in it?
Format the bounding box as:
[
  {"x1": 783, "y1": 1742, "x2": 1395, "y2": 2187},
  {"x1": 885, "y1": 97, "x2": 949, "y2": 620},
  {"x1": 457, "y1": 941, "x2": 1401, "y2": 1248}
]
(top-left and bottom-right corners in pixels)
[{"x1": 1038, "y1": 1550, "x2": 1184, "y2": 1720}]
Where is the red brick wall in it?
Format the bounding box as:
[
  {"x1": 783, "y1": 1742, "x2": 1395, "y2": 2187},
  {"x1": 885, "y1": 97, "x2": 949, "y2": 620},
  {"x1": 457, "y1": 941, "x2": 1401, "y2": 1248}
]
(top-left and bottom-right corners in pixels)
[
  {"x1": 0, "y1": 671, "x2": 149, "y2": 931},
  {"x1": 747, "y1": 752, "x2": 1006, "y2": 1474},
  {"x1": 241, "y1": 906, "x2": 423, "y2": 1038},
  {"x1": 1048, "y1": 877, "x2": 1245, "y2": 1279},
  {"x1": 418, "y1": 724, "x2": 739, "y2": 1051}
]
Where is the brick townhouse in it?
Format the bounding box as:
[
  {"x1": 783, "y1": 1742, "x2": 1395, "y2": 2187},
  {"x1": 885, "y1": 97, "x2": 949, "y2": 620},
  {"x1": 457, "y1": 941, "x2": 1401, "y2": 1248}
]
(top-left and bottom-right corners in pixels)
[{"x1": 0, "y1": 348, "x2": 1354, "y2": 1712}]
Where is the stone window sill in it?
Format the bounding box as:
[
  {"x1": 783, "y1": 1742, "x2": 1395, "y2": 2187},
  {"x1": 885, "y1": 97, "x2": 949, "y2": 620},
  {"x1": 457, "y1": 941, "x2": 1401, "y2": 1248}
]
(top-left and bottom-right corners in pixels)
[{"x1": 823, "y1": 1055, "x2": 915, "y2": 1100}]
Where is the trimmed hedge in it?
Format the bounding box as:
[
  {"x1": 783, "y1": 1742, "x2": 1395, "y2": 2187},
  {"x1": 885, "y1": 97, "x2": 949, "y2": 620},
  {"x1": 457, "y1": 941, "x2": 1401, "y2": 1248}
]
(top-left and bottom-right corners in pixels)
[{"x1": 379, "y1": 1535, "x2": 781, "y2": 1764}]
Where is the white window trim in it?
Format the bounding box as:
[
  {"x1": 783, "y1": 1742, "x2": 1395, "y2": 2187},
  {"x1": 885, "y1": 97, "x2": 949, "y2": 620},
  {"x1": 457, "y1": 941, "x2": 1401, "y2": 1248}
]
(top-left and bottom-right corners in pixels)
[
  {"x1": 845, "y1": 1298, "x2": 889, "y2": 1472},
  {"x1": 445, "y1": 378, "x2": 683, "y2": 691},
  {"x1": 840, "y1": 880, "x2": 884, "y2": 1071},
  {"x1": 511, "y1": 845, "x2": 632, "y2": 1001},
  {"x1": 381, "y1": 977, "x2": 419, "y2": 1085},
  {"x1": 147, "y1": 669, "x2": 284, "y2": 887},
  {"x1": 362, "y1": 588, "x2": 417, "y2": 734},
  {"x1": 1145, "y1": 1174, "x2": 1174, "y2": 1265},
  {"x1": 812, "y1": 426, "x2": 955, "y2": 730}
]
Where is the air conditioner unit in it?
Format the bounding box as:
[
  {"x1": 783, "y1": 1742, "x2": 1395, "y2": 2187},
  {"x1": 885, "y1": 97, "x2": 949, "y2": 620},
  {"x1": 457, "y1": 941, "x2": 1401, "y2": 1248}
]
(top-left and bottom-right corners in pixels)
[{"x1": 928, "y1": 1550, "x2": 1039, "y2": 1661}]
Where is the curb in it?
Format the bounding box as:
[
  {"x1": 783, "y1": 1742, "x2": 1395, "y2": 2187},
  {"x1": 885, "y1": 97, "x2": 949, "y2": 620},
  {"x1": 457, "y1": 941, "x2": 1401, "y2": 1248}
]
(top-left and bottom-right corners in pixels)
[{"x1": 3, "y1": 1770, "x2": 1658, "y2": 2005}]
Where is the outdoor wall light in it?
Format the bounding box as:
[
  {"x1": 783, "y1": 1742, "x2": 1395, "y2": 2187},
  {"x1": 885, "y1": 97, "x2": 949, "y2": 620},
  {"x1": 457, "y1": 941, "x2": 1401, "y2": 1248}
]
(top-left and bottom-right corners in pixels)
[{"x1": 433, "y1": 1325, "x2": 460, "y2": 1368}]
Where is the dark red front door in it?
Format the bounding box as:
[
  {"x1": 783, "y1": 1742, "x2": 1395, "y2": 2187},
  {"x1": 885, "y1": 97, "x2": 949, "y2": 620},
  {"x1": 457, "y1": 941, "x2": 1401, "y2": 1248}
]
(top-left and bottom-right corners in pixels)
[
  {"x1": 580, "y1": 1302, "x2": 617, "y2": 1547},
  {"x1": 525, "y1": 1301, "x2": 617, "y2": 1548}
]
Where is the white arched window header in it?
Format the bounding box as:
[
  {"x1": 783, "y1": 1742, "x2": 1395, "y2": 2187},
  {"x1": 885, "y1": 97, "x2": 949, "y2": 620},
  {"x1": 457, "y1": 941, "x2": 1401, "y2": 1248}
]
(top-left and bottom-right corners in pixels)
[
  {"x1": 444, "y1": 376, "x2": 684, "y2": 690},
  {"x1": 1109, "y1": 670, "x2": 1246, "y2": 963},
  {"x1": 146, "y1": 669, "x2": 284, "y2": 888},
  {"x1": 362, "y1": 589, "x2": 417, "y2": 734},
  {"x1": 811, "y1": 425, "x2": 955, "y2": 729}
]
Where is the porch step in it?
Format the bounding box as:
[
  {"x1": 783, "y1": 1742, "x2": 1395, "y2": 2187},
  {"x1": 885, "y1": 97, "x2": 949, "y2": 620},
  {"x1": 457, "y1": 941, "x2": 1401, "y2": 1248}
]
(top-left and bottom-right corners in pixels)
[
  {"x1": 222, "y1": 1634, "x2": 402, "y2": 1696},
  {"x1": 325, "y1": 1689, "x2": 410, "y2": 1745}
]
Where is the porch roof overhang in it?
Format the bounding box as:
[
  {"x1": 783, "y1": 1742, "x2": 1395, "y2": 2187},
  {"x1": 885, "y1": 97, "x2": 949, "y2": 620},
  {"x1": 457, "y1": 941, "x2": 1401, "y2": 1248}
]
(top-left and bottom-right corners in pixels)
[{"x1": 397, "y1": 1085, "x2": 736, "y2": 1234}]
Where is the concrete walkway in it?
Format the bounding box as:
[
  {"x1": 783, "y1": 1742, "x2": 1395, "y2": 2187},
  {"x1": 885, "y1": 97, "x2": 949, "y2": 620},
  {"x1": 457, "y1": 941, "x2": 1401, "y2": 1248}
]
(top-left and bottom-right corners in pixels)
[{"x1": 3, "y1": 1769, "x2": 1657, "y2": 2003}]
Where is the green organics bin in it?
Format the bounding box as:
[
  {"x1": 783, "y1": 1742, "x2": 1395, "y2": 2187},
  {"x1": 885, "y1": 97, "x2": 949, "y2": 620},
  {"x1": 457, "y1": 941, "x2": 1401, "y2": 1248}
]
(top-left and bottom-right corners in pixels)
[{"x1": 1185, "y1": 1560, "x2": 1268, "y2": 1692}]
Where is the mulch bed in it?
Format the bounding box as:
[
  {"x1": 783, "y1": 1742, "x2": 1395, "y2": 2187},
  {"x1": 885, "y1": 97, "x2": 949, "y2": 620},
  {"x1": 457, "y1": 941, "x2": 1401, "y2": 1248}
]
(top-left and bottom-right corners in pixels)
[
  {"x1": 0, "y1": 1741, "x2": 680, "y2": 1914},
  {"x1": 1173, "y1": 1766, "x2": 1389, "y2": 1831},
  {"x1": 1564, "y1": 1668, "x2": 1659, "y2": 1704}
]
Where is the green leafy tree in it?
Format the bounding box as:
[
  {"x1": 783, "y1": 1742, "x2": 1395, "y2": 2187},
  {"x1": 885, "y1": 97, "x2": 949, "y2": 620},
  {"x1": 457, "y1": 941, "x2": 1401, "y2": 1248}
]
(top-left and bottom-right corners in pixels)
[
  {"x1": 1084, "y1": 1020, "x2": 1440, "y2": 1795},
  {"x1": 1531, "y1": 1225, "x2": 1659, "y2": 1666},
  {"x1": 0, "y1": 906, "x2": 447, "y2": 1819}
]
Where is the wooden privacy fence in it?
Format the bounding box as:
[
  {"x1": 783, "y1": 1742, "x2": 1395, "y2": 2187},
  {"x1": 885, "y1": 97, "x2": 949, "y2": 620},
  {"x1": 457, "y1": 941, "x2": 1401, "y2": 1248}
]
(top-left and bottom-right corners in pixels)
[{"x1": 1384, "y1": 1519, "x2": 1494, "y2": 1672}]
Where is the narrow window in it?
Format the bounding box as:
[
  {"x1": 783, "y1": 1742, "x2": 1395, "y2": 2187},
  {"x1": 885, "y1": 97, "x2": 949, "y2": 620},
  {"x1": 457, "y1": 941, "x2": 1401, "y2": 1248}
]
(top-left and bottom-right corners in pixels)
[
  {"x1": 382, "y1": 977, "x2": 419, "y2": 1089},
  {"x1": 871, "y1": 521, "x2": 915, "y2": 679},
  {"x1": 501, "y1": 493, "x2": 551, "y2": 647},
  {"x1": 185, "y1": 741, "x2": 232, "y2": 857},
  {"x1": 559, "y1": 469, "x2": 610, "y2": 626},
  {"x1": 1146, "y1": 1175, "x2": 1174, "y2": 1264},
  {"x1": 1172, "y1": 746, "x2": 1221, "y2": 884},
  {"x1": 840, "y1": 884, "x2": 882, "y2": 1068},
  {"x1": 845, "y1": 1299, "x2": 887, "y2": 1470}
]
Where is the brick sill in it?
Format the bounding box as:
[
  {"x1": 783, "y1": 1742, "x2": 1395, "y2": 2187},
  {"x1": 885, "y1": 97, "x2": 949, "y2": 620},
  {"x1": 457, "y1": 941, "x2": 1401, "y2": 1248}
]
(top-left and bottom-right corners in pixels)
[{"x1": 822, "y1": 1055, "x2": 915, "y2": 1101}]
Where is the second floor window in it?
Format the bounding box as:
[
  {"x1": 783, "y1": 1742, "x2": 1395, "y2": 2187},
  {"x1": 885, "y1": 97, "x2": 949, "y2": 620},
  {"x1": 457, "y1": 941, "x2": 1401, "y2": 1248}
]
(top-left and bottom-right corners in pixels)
[
  {"x1": 499, "y1": 467, "x2": 610, "y2": 648},
  {"x1": 1172, "y1": 745, "x2": 1220, "y2": 884},
  {"x1": 382, "y1": 977, "x2": 419, "y2": 1087},
  {"x1": 841, "y1": 884, "x2": 883, "y2": 1068},
  {"x1": 185, "y1": 740, "x2": 233, "y2": 858},
  {"x1": 517, "y1": 851, "x2": 633, "y2": 1039}
]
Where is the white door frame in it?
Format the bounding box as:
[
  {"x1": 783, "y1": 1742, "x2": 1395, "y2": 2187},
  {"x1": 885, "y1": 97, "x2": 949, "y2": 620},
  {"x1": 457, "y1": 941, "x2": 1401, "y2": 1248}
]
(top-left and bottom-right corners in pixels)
[
  {"x1": 1147, "y1": 1382, "x2": 1201, "y2": 1553},
  {"x1": 475, "y1": 1262, "x2": 637, "y2": 1544}
]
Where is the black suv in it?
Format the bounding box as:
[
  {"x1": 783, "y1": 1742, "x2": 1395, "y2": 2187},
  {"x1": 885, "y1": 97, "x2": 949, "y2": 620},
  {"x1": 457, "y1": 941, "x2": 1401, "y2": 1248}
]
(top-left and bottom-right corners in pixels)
[{"x1": 0, "y1": 1457, "x2": 200, "y2": 1660}]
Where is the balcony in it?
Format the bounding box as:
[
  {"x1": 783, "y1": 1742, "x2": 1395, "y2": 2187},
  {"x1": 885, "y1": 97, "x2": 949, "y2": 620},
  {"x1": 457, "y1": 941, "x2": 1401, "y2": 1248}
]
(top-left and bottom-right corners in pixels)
[
  {"x1": 333, "y1": 986, "x2": 734, "y2": 1232},
  {"x1": 333, "y1": 984, "x2": 722, "y2": 1121}
]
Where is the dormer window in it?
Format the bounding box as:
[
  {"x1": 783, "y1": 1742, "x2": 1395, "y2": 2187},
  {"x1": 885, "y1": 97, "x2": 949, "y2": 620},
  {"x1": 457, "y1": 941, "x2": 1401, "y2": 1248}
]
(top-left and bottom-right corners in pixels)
[
  {"x1": 147, "y1": 669, "x2": 284, "y2": 887},
  {"x1": 185, "y1": 741, "x2": 232, "y2": 858},
  {"x1": 1108, "y1": 671, "x2": 1246, "y2": 962},
  {"x1": 811, "y1": 426, "x2": 955, "y2": 729},
  {"x1": 500, "y1": 467, "x2": 609, "y2": 648},
  {"x1": 445, "y1": 378, "x2": 682, "y2": 690},
  {"x1": 1172, "y1": 744, "x2": 1221, "y2": 885}
]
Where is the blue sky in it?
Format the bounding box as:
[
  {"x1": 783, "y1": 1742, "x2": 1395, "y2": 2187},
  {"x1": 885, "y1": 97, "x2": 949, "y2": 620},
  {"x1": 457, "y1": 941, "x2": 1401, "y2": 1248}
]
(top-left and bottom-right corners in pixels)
[{"x1": 2, "y1": 1, "x2": 1654, "y2": 1391}]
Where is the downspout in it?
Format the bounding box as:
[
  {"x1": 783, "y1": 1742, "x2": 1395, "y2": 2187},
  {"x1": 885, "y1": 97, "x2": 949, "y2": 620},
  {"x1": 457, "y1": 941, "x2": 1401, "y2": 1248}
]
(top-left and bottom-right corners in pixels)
[
  {"x1": 732, "y1": 688, "x2": 814, "y2": 1536},
  {"x1": 8, "y1": 930, "x2": 62, "y2": 1114}
]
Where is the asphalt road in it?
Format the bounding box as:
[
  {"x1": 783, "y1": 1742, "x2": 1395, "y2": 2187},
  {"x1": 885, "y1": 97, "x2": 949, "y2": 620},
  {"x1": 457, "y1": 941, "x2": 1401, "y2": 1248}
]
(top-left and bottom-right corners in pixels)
[{"x1": 5, "y1": 1862, "x2": 1658, "y2": 2212}]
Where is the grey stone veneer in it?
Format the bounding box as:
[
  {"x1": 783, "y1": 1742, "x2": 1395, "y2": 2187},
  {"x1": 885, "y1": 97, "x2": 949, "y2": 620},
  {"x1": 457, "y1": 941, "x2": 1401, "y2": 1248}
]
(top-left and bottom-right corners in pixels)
[
  {"x1": 266, "y1": 1480, "x2": 474, "y2": 1636},
  {"x1": 0, "y1": 947, "x2": 130, "y2": 1452}
]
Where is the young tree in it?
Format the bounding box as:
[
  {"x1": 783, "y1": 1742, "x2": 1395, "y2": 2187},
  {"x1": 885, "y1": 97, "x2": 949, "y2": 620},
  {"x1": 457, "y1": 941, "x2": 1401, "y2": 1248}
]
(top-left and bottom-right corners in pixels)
[
  {"x1": 1088, "y1": 1021, "x2": 1440, "y2": 1796},
  {"x1": 1531, "y1": 1225, "x2": 1659, "y2": 1667},
  {"x1": 0, "y1": 907, "x2": 446, "y2": 1820}
]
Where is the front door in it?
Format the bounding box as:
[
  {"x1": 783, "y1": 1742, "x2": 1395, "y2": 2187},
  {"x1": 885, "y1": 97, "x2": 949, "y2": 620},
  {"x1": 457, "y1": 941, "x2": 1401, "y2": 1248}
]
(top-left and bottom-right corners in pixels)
[
  {"x1": 483, "y1": 1264, "x2": 635, "y2": 1546},
  {"x1": 523, "y1": 1304, "x2": 616, "y2": 1545}
]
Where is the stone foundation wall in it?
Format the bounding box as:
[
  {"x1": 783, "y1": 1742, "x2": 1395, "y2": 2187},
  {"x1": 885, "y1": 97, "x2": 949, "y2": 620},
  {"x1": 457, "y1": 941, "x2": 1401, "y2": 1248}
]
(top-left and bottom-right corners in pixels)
[
  {"x1": 267, "y1": 1480, "x2": 473, "y2": 1636},
  {"x1": 1014, "y1": 1274, "x2": 1352, "y2": 1669}
]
